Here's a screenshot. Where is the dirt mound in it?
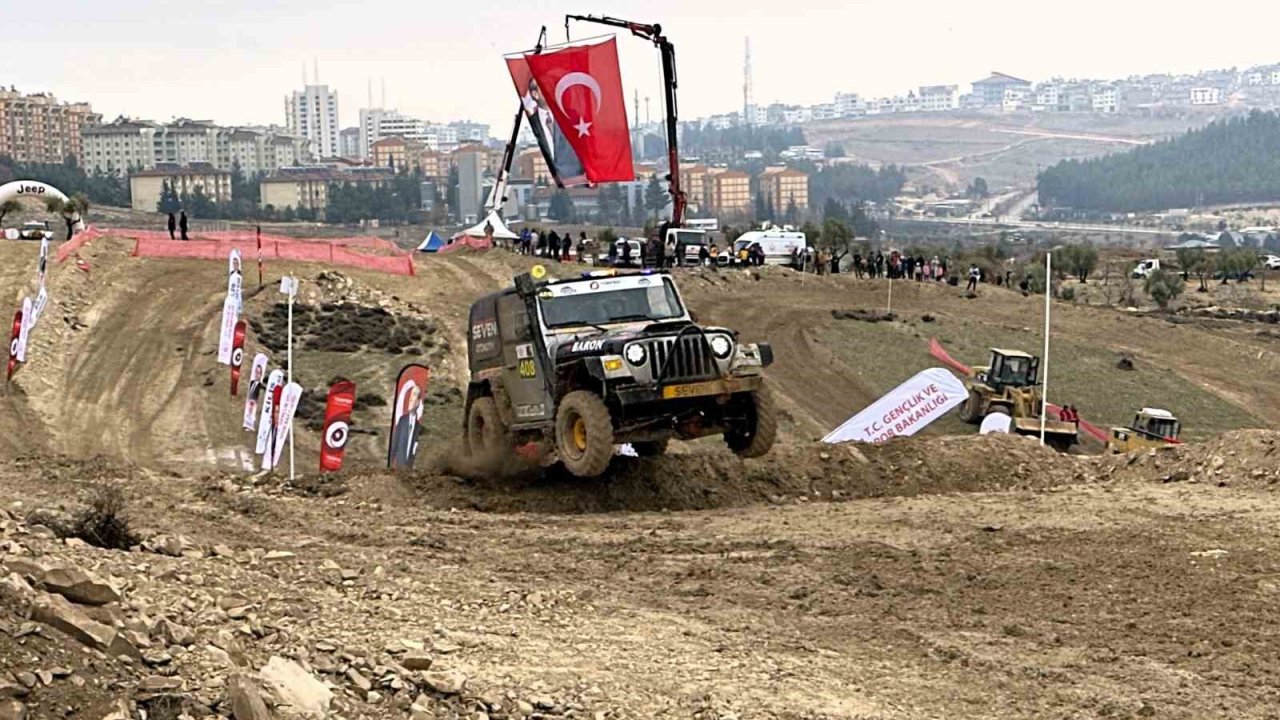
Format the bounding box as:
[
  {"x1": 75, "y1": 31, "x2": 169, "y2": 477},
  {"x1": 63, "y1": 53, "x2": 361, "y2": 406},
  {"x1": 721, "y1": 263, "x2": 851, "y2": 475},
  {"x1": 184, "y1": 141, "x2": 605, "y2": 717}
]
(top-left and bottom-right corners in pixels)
[
  {"x1": 252, "y1": 301, "x2": 445, "y2": 356},
  {"x1": 388, "y1": 433, "x2": 1079, "y2": 514},
  {"x1": 1100, "y1": 429, "x2": 1280, "y2": 487}
]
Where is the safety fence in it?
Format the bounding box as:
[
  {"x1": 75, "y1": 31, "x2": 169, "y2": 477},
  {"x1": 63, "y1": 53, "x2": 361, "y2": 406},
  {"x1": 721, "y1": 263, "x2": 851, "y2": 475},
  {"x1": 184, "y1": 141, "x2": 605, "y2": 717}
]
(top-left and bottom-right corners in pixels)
[
  {"x1": 438, "y1": 236, "x2": 493, "y2": 253},
  {"x1": 53, "y1": 226, "x2": 417, "y2": 276}
]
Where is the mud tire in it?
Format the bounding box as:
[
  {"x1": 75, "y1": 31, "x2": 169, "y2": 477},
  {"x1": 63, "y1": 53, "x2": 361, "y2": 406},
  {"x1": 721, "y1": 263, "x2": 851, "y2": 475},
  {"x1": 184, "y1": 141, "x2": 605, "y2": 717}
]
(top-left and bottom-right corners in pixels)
[
  {"x1": 725, "y1": 386, "x2": 777, "y2": 459},
  {"x1": 959, "y1": 389, "x2": 983, "y2": 424},
  {"x1": 555, "y1": 391, "x2": 615, "y2": 478},
  {"x1": 466, "y1": 397, "x2": 509, "y2": 458}
]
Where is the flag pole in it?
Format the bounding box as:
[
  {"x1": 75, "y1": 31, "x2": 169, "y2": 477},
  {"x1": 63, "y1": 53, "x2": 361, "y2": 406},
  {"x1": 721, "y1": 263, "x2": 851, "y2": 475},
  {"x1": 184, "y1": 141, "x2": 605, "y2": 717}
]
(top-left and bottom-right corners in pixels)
[
  {"x1": 1039, "y1": 251, "x2": 1051, "y2": 446},
  {"x1": 287, "y1": 278, "x2": 295, "y2": 483}
]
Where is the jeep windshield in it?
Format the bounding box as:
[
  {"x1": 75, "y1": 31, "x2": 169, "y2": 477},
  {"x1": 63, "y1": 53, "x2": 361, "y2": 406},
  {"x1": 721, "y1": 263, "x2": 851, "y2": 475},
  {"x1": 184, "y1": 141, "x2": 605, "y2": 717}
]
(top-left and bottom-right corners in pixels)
[{"x1": 539, "y1": 275, "x2": 686, "y2": 329}]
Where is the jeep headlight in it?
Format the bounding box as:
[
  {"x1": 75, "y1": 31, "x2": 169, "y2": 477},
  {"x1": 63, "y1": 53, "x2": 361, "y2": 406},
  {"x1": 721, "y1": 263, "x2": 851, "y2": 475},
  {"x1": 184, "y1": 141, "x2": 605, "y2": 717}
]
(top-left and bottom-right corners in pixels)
[
  {"x1": 709, "y1": 335, "x2": 733, "y2": 360},
  {"x1": 625, "y1": 343, "x2": 647, "y2": 366}
]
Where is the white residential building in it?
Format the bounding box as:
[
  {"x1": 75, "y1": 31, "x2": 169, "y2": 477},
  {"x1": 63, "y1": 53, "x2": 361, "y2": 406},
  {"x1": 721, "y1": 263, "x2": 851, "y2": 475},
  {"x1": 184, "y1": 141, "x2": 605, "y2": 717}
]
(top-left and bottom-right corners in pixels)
[
  {"x1": 811, "y1": 103, "x2": 839, "y2": 121},
  {"x1": 1002, "y1": 87, "x2": 1029, "y2": 112},
  {"x1": 834, "y1": 92, "x2": 863, "y2": 116},
  {"x1": 359, "y1": 108, "x2": 434, "y2": 157},
  {"x1": 339, "y1": 127, "x2": 360, "y2": 158},
  {"x1": 451, "y1": 121, "x2": 490, "y2": 143},
  {"x1": 918, "y1": 85, "x2": 959, "y2": 112},
  {"x1": 1246, "y1": 71, "x2": 1265, "y2": 86},
  {"x1": 83, "y1": 119, "x2": 309, "y2": 176},
  {"x1": 1271, "y1": 70, "x2": 1280, "y2": 86},
  {"x1": 1091, "y1": 85, "x2": 1118, "y2": 113},
  {"x1": 1190, "y1": 87, "x2": 1221, "y2": 106},
  {"x1": 782, "y1": 107, "x2": 813, "y2": 124},
  {"x1": 285, "y1": 84, "x2": 340, "y2": 158},
  {"x1": 1035, "y1": 84, "x2": 1061, "y2": 109}
]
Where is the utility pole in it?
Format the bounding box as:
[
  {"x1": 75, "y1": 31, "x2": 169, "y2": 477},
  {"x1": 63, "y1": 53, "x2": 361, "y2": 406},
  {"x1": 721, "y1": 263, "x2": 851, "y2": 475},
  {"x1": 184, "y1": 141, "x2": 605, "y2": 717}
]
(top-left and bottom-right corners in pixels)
[{"x1": 743, "y1": 37, "x2": 753, "y2": 126}]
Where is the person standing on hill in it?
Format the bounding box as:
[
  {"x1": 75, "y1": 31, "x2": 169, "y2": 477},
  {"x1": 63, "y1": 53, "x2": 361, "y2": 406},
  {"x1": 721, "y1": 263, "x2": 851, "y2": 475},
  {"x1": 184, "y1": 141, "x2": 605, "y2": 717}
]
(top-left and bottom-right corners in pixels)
[
  {"x1": 179, "y1": 210, "x2": 189, "y2": 241},
  {"x1": 546, "y1": 230, "x2": 560, "y2": 260},
  {"x1": 167, "y1": 213, "x2": 177, "y2": 240},
  {"x1": 966, "y1": 264, "x2": 981, "y2": 293}
]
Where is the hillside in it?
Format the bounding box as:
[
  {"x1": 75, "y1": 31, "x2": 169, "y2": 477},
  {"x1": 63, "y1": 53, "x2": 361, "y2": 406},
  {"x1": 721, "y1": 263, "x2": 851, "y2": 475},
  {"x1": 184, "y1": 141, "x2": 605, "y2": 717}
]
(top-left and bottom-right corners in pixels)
[
  {"x1": 805, "y1": 110, "x2": 1208, "y2": 191},
  {"x1": 1039, "y1": 111, "x2": 1280, "y2": 212}
]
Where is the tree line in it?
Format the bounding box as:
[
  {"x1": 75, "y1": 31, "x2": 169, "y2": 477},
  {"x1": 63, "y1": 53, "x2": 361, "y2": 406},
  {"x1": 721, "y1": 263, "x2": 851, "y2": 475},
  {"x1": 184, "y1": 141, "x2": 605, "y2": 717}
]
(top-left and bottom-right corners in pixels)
[{"x1": 1038, "y1": 111, "x2": 1280, "y2": 212}]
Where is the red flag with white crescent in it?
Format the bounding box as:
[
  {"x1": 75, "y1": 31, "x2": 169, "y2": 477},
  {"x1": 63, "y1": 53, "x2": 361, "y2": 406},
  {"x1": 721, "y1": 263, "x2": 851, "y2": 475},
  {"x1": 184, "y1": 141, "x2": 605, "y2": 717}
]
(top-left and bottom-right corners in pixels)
[
  {"x1": 230, "y1": 320, "x2": 246, "y2": 396},
  {"x1": 320, "y1": 380, "x2": 356, "y2": 473},
  {"x1": 6, "y1": 310, "x2": 21, "y2": 380},
  {"x1": 524, "y1": 38, "x2": 634, "y2": 183}
]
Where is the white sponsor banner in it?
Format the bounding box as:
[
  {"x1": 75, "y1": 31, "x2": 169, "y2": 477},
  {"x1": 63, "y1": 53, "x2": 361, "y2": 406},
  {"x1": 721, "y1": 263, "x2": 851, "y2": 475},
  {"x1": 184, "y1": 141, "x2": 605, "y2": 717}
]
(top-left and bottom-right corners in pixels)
[
  {"x1": 216, "y1": 295, "x2": 237, "y2": 365},
  {"x1": 243, "y1": 353, "x2": 270, "y2": 431},
  {"x1": 979, "y1": 412, "x2": 1012, "y2": 435},
  {"x1": 228, "y1": 248, "x2": 242, "y2": 276},
  {"x1": 228, "y1": 270, "x2": 243, "y2": 315},
  {"x1": 15, "y1": 297, "x2": 31, "y2": 362},
  {"x1": 255, "y1": 369, "x2": 285, "y2": 455},
  {"x1": 823, "y1": 367, "x2": 967, "y2": 445},
  {"x1": 31, "y1": 286, "x2": 47, "y2": 326},
  {"x1": 266, "y1": 381, "x2": 303, "y2": 470}
]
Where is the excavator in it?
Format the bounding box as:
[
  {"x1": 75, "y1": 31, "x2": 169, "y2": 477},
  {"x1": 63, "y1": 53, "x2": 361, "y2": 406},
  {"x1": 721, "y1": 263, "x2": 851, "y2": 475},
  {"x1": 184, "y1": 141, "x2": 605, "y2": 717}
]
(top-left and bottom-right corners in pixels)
[{"x1": 1107, "y1": 408, "x2": 1182, "y2": 453}]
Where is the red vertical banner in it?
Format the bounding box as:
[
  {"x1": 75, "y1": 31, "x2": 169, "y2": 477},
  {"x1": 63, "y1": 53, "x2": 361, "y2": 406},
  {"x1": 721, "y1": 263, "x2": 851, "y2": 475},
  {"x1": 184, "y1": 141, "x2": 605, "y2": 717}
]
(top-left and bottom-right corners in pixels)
[
  {"x1": 387, "y1": 364, "x2": 430, "y2": 469},
  {"x1": 268, "y1": 383, "x2": 285, "y2": 467},
  {"x1": 230, "y1": 320, "x2": 247, "y2": 396},
  {"x1": 319, "y1": 380, "x2": 356, "y2": 473},
  {"x1": 256, "y1": 226, "x2": 264, "y2": 289},
  {"x1": 6, "y1": 310, "x2": 21, "y2": 380}
]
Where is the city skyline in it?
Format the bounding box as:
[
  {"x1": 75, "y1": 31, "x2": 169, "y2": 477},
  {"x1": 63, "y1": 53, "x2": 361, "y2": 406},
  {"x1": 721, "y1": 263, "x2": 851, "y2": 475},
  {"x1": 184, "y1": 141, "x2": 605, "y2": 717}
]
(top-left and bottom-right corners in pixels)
[{"x1": 8, "y1": 0, "x2": 1280, "y2": 134}]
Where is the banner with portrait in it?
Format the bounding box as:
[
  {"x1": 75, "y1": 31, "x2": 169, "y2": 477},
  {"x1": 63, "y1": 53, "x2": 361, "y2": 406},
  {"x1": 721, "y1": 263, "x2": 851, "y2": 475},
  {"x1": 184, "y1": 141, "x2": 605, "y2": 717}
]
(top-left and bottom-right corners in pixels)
[
  {"x1": 243, "y1": 353, "x2": 269, "y2": 431},
  {"x1": 387, "y1": 363, "x2": 430, "y2": 469},
  {"x1": 254, "y1": 368, "x2": 285, "y2": 455},
  {"x1": 15, "y1": 297, "x2": 31, "y2": 363}
]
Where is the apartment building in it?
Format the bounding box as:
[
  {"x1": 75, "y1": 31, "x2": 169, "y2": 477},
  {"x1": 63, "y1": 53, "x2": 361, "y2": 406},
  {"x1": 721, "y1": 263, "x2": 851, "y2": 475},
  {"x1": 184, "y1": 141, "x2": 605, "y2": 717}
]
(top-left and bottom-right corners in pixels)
[
  {"x1": 339, "y1": 127, "x2": 361, "y2": 159},
  {"x1": 129, "y1": 163, "x2": 231, "y2": 211},
  {"x1": 515, "y1": 147, "x2": 551, "y2": 186},
  {"x1": 0, "y1": 89, "x2": 100, "y2": 164},
  {"x1": 758, "y1": 166, "x2": 809, "y2": 212},
  {"x1": 1191, "y1": 87, "x2": 1222, "y2": 106},
  {"x1": 85, "y1": 119, "x2": 310, "y2": 176},
  {"x1": 285, "y1": 84, "x2": 340, "y2": 158},
  {"x1": 259, "y1": 167, "x2": 394, "y2": 217},
  {"x1": 371, "y1": 136, "x2": 424, "y2": 170},
  {"x1": 705, "y1": 168, "x2": 751, "y2": 216},
  {"x1": 918, "y1": 85, "x2": 959, "y2": 112}
]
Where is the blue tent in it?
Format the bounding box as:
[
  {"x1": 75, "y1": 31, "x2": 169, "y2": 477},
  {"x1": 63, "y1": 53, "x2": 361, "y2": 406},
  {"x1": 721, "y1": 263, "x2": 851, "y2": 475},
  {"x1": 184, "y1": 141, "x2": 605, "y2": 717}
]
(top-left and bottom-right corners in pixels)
[{"x1": 418, "y1": 230, "x2": 446, "y2": 253}]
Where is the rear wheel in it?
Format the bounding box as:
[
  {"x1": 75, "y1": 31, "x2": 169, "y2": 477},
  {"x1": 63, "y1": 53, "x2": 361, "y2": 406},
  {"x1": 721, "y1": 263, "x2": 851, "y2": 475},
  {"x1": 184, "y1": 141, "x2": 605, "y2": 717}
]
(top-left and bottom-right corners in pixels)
[
  {"x1": 466, "y1": 397, "x2": 509, "y2": 458},
  {"x1": 725, "y1": 386, "x2": 777, "y2": 459},
  {"x1": 632, "y1": 439, "x2": 669, "y2": 457},
  {"x1": 555, "y1": 391, "x2": 615, "y2": 478}
]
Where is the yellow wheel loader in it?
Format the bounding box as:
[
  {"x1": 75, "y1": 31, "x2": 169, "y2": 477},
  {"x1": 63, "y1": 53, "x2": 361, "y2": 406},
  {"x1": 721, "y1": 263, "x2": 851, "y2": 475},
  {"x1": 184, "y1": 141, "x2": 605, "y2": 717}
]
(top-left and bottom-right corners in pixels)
[
  {"x1": 1107, "y1": 408, "x2": 1181, "y2": 454},
  {"x1": 955, "y1": 348, "x2": 1079, "y2": 452}
]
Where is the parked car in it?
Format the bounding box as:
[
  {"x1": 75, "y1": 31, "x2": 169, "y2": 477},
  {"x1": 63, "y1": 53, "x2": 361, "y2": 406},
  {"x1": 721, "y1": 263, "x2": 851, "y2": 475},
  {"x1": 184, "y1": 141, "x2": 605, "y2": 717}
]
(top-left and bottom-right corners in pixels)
[
  {"x1": 17, "y1": 221, "x2": 53, "y2": 241},
  {"x1": 1263, "y1": 254, "x2": 1280, "y2": 270}
]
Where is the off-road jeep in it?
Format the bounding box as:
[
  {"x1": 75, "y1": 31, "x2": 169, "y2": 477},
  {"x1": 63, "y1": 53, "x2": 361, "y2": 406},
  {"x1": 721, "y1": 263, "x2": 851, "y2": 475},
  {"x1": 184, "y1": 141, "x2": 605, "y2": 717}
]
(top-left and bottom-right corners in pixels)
[{"x1": 463, "y1": 267, "x2": 777, "y2": 478}]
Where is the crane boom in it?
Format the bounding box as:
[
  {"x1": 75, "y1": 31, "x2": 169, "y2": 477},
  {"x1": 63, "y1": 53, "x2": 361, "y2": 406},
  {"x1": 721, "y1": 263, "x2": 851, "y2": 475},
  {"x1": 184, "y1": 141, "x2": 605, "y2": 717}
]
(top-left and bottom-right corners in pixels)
[{"x1": 565, "y1": 14, "x2": 686, "y2": 225}]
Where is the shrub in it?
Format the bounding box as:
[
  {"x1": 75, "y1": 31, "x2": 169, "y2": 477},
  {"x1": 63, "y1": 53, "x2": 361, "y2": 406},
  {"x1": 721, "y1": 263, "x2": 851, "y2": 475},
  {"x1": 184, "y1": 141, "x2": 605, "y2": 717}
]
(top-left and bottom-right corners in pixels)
[
  {"x1": 1144, "y1": 268, "x2": 1185, "y2": 310},
  {"x1": 70, "y1": 485, "x2": 139, "y2": 551}
]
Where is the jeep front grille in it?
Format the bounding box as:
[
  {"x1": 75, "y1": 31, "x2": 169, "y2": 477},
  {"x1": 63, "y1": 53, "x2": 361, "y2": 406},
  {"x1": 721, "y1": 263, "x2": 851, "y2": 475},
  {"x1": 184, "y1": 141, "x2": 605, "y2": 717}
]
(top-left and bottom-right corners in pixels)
[{"x1": 648, "y1": 335, "x2": 717, "y2": 383}]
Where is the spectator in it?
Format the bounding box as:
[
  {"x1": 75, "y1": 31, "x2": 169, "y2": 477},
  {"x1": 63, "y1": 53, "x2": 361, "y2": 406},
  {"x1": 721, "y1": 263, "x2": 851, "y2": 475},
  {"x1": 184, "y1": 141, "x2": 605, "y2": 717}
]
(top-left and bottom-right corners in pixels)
[
  {"x1": 966, "y1": 264, "x2": 980, "y2": 293},
  {"x1": 179, "y1": 211, "x2": 189, "y2": 241},
  {"x1": 167, "y1": 213, "x2": 177, "y2": 240}
]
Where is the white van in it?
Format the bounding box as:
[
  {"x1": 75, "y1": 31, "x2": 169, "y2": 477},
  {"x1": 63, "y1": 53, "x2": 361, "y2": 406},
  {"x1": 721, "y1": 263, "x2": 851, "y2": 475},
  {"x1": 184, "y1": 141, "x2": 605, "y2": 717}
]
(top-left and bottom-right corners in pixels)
[
  {"x1": 732, "y1": 229, "x2": 807, "y2": 267},
  {"x1": 1132, "y1": 258, "x2": 1161, "y2": 278}
]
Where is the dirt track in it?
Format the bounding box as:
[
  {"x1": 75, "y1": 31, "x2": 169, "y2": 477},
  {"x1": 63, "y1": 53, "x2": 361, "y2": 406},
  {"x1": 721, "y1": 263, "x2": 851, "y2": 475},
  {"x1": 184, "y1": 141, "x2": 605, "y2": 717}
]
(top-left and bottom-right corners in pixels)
[{"x1": 4, "y1": 237, "x2": 1280, "y2": 718}]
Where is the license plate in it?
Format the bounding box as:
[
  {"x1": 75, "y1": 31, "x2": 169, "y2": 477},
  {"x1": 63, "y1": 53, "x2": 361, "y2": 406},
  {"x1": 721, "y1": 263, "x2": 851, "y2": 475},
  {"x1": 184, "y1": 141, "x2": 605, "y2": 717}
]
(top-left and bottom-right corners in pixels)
[{"x1": 662, "y1": 379, "x2": 731, "y2": 399}]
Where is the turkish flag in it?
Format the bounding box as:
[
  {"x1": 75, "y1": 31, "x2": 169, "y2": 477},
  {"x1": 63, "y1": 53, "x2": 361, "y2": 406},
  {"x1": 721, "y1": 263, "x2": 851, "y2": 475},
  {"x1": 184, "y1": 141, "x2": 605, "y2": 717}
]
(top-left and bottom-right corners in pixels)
[{"x1": 525, "y1": 38, "x2": 634, "y2": 183}]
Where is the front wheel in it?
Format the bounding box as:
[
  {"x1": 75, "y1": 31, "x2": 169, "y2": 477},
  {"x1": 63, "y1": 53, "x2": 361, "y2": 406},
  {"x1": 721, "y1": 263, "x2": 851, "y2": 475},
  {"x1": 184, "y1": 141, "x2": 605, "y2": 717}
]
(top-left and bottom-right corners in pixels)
[
  {"x1": 555, "y1": 391, "x2": 615, "y2": 478},
  {"x1": 725, "y1": 386, "x2": 777, "y2": 459}
]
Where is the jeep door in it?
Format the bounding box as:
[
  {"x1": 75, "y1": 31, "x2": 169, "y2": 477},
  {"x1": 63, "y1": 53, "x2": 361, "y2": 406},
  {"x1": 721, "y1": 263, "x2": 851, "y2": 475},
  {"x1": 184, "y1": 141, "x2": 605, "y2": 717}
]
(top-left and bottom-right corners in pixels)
[{"x1": 497, "y1": 293, "x2": 554, "y2": 426}]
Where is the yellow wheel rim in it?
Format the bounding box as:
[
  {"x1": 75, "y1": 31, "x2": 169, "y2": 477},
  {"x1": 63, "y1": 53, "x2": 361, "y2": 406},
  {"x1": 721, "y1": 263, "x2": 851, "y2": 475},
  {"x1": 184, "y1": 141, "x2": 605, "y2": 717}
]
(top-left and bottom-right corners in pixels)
[{"x1": 572, "y1": 418, "x2": 588, "y2": 451}]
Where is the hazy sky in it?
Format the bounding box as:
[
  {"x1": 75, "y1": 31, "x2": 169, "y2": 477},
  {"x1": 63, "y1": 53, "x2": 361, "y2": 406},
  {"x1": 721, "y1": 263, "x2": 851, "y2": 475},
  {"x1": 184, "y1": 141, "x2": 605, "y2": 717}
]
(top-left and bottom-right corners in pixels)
[{"x1": 8, "y1": 0, "x2": 1280, "y2": 131}]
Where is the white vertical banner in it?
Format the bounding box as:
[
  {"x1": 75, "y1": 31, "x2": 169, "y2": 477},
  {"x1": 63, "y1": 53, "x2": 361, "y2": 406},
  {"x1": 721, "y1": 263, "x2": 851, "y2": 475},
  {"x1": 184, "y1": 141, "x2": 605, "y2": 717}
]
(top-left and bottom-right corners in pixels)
[
  {"x1": 216, "y1": 295, "x2": 237, "y2": 365},
  {"x1": 15, "y1": 297, "x2": 32, "y2": 362},
  {"x1": 822, "y1": 368, "x2": 968, "y2": 444},
  {"x1": 31, "y1": 286, "x2": 47, "y2": 326},
  {"x1": 266, "y1": 382, "x2": 303, "y2": 470},
  {"x1": 228, "y1": 268, "x2": 243, "y2": 316},
  {"x1": 243, "y1": 353, "x2": 270, "y2": 431},
  {"x1": 255, "y1": 369, "x2": 285, "y2": 455}
]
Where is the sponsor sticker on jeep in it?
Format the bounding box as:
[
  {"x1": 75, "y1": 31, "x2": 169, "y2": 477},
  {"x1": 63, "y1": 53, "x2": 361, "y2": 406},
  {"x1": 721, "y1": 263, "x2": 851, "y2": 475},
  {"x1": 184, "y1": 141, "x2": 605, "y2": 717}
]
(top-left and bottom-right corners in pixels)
[{"x1": 570, "y1": 339, "x2": 606, "y2": 353}]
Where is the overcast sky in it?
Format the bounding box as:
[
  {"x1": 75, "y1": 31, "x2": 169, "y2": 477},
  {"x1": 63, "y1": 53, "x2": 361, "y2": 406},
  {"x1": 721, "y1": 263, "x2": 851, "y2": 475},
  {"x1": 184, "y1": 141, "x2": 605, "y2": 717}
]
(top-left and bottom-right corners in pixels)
[{"x1": 8, "y1": 0, "x2": 1280, "y2": 131}]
